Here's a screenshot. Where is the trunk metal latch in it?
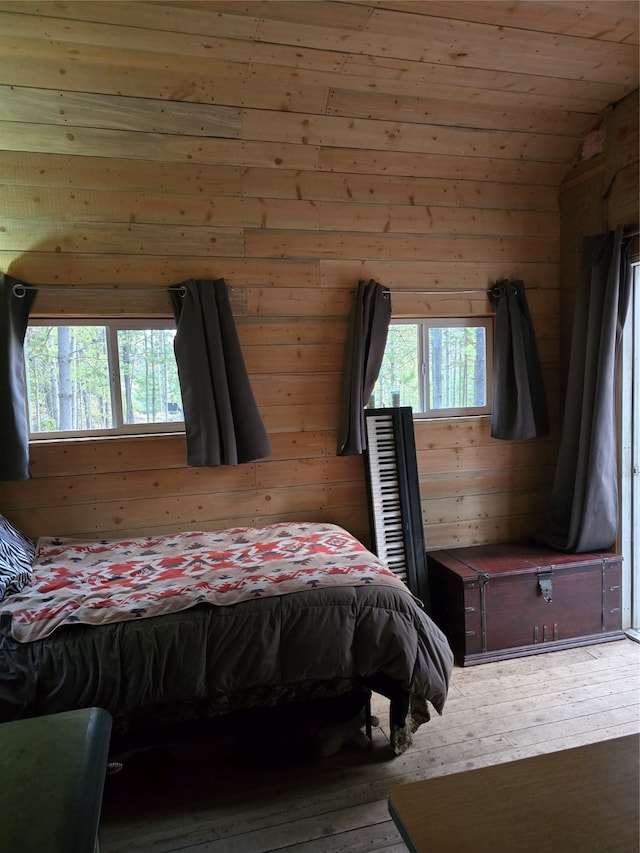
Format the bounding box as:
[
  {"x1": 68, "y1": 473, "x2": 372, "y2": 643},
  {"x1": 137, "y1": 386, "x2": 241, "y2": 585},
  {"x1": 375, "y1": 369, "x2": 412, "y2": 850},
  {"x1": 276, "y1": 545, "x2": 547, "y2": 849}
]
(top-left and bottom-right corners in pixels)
[{"x1": 537, "y1": 572, "x2": 553, "y2": 603}]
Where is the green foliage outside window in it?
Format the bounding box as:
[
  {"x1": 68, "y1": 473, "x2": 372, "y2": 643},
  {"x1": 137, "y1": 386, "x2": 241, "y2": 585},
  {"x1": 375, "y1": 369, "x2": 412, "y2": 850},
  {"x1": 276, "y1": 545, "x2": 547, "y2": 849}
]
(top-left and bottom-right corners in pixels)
[
  {"x1": 372, "y1": 324, "x2": 420, "y2": 410},
  {"x1": 24, "y1": 323, "x2": 183, "y2": 436},
  {"x1": 371, "y1": 319, "x2": 491, "y2": 416},
  {"x1": 428, "y1": 326, "x2": 486, "y2": 410},
  {"x1": 117, "y1": 329, "x2": 182, "y2": 426},
  {"x1": 25, "y1": 326, "x2": 111, "y2": 432}
]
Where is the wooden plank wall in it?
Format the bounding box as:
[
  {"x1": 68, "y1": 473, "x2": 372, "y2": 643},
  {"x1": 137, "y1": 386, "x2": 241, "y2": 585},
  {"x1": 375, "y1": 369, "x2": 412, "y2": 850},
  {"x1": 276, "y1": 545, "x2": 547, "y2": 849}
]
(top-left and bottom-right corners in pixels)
[
  {"x1": 0, "y1": 1, "x2": 583, "y2": 549},
  {"x1": 559, "y1": 91, "x2": 640, "y2": 381}
]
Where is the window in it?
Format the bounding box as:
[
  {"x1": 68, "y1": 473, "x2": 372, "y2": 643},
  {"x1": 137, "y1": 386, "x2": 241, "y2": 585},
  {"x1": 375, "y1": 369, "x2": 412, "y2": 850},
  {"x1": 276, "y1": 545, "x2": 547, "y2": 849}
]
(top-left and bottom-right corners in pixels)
[
  {"x1": 24, "y1": 320, "x2": 183, "y2": 438},
  {"x1": 371, "y1": 318, "x2": 493, "y2": 417}
]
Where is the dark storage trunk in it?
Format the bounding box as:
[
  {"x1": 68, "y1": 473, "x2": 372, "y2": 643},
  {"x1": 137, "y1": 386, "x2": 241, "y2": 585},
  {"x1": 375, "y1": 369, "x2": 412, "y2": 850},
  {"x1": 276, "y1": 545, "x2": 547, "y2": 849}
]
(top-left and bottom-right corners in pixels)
[{"x1": 427, "y1": 541, "x2": 624, "y2": 666}]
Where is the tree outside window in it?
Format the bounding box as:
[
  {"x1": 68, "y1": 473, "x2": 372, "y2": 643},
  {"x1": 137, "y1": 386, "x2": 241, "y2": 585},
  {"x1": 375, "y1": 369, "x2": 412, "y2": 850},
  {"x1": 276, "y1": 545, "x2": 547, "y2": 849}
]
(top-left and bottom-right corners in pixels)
[
  {"x1": 370, "y1": 318, "x2": 493, "y2": 417},
  {"x1": 24, "y1": 321, "x2": 183, "y2": 438}
]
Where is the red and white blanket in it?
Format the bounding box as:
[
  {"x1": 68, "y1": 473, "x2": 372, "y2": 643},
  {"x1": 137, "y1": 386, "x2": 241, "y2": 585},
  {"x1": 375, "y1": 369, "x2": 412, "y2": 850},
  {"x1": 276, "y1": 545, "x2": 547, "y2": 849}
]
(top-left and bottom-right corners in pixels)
[{"x1": 2, "y1": 522, "x2": 409, "y2": 643}]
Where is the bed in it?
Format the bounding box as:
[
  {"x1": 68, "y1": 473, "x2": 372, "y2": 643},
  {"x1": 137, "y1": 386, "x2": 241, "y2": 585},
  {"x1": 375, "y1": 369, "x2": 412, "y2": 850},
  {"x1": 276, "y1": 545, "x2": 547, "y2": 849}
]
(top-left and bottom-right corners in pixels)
[{"x1": 0, "y1": 515, "x2": 453, "y2": 755}]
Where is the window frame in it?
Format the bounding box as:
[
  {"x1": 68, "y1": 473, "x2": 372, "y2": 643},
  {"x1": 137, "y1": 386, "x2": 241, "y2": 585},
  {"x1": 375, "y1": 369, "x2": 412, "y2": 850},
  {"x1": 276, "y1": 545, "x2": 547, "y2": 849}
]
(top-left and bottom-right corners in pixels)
[
  {"x1": 376, "y1": 316, "x2": 494, "y2": 419},
  {"x1": 24, "y1": 318, "x2": 184, "y2": 441}
]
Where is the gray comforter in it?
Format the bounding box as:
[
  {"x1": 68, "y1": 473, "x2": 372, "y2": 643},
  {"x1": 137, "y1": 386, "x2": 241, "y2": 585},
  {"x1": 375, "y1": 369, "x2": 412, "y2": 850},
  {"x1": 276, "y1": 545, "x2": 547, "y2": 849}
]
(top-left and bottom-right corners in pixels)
[{"x1": 0, "y1": 583, "x2": 453, "y2": 752}]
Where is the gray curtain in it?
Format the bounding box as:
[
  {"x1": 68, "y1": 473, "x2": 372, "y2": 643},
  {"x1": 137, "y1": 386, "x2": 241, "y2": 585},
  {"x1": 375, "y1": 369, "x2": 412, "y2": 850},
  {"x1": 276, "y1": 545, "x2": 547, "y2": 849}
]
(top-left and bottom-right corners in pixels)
[
  {"x1": 538, "y1": 226, "x2": 632, "y2": 552},
  {"x1": 169, "y1": 279, "x2": 271, "y2": 467},
  {"x1": 0, "y1": 274, "x2": 37, "y2": 481},
  {"x1": 489, "y1": 279, "x2": 549, "y2": 440},
  {"x1": 337, "y1": 279, "x2": 391, "y2": 456}
]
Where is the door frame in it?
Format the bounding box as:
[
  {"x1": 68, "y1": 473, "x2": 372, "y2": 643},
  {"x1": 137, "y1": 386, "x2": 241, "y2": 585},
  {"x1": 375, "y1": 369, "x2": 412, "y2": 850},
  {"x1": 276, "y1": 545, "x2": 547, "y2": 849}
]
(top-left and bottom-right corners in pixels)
[{"x1": 620, "y1": 261, "x2": 639, "y2": 637}]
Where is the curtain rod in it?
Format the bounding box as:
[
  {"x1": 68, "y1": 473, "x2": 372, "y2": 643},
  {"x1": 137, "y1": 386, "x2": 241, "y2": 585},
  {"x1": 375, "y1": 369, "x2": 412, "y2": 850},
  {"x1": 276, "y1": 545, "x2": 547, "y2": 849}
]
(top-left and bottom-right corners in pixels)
[
  {"x1": 388, "y1": 285, "x2": 540, "y2": 296},
  {"x1": 11, "y1": 282, "x2": 186, "y2": 298},
  {"x1": 13, "y1": 283, "x2": 527, "y2": 297},
  {"x1": 391, "y1": 288, "x2": 494, "y2": 295},
  {"x1": 13, "y1": 282, "x2": 542, "y2": 298}
]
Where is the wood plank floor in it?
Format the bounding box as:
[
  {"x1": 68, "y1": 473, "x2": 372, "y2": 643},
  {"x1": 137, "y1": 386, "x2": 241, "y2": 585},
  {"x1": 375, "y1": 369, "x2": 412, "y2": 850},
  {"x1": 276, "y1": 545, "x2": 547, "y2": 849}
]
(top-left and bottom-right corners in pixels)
[{"x1": 99, "y1": 639, "x2": 640, "y2": 852}]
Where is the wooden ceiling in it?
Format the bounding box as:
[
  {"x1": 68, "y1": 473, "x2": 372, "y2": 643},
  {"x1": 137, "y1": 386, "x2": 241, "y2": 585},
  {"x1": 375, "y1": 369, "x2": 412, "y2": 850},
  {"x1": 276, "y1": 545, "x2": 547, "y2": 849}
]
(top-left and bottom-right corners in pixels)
[{"x1": 0, "y1": 0, "x2": 638, "y2": 184}]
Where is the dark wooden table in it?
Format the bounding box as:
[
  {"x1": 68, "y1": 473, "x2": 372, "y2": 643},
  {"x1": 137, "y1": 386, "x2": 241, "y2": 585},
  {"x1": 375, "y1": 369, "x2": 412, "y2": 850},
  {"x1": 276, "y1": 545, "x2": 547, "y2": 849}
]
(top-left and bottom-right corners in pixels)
[
  {"x1": 0, "y1": 707, "x2": 112, "y2": 852},
  {"x1": 389, "y1": 734, "x2": 639, "y2": 853}
]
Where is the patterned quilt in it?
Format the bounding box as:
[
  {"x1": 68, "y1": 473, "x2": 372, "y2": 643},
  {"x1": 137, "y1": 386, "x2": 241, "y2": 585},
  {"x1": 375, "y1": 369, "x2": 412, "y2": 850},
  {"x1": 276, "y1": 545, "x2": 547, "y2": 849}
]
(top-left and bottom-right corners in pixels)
[{"x1": 2, "y1": 522, "x2": 410, "y2": 643}]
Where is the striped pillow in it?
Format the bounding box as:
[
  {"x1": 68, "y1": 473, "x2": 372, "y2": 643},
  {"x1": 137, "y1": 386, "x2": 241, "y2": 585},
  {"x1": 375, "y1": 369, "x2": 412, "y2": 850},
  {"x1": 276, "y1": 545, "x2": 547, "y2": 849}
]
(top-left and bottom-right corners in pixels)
[{"x1": 0, "y1": 513, "x2": 35, "y2": 601}]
